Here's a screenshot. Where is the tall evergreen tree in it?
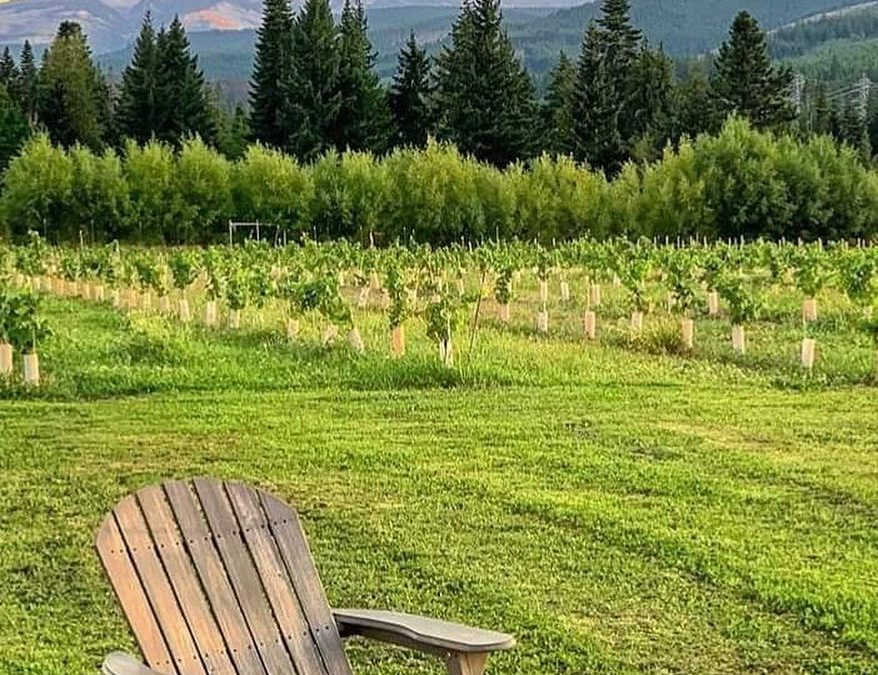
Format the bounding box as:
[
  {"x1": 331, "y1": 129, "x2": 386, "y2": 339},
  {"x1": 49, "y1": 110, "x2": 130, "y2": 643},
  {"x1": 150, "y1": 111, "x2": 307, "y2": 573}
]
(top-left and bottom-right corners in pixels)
[
  {"x1": 282, "y1": 0, "x2": 341, "y2": 160},
  {"x1": 811, "y1": 83, "x2": 832, "y2": 135},
  {"x1": 17, "y1": 41, "x2": 38, "y2": 123},
  {"x1": 116, "y1": 13, "x2": 161, "y2": 143},
  {"x1": 156, "y1": 16, "x2": 215, "y2": 145},
  {"x1": 435, "y1": 0, "x2": 537, "y2": 166},
  {"x1": 390, "y1": 32, "x2": 434, "y2": 148},
  {"x1": 571, "y1": 22, "x2": 625, "y2": 174},
  {"x1": 628, "y1": 43, "x2": 675, "y2": 160},
  {"x1": 0, "y1": 48, "x2": 19, "y2": 97},
  {"x1": 0, "y1": 83, "x2": 29, "y2": 172},
  {"x1": 542, "y1": 51, "x2": 576, "y2": 155},
  {"x1": 249, "y1": 0, "x2": 293, "y2": 148},
  {"x1": 37, "y1": 21, "x2": 108, "y2": 149},
  {"x1": 673, "y1": 65, "x2": 717, "y2": 140},
  {"x1": 596, "y1": 0, "x2": 641, "y2": 142},
  {"x1": 838, "y1": 98, "x2": 871, "y2": 160},
  {"x1": 216, "y1": 103, "x2": 251, "y2": 160},
  {"x1": 335, "y1": 0, "x2": 391, "y2": 152},
  {"x1": 711, "y1": 11, "x2": 796, "y2": 130}
]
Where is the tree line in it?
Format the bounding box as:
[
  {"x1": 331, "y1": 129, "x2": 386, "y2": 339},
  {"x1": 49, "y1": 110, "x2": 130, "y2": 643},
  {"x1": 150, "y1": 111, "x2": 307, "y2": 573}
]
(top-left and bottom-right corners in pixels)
[
  {"x1": 247, "y1": 0, "x2": 799, "y2": 175},
  {"x1": 1, "y1": 0, "x2": 806, "y2": 178},
  {"x1": 3, "y1": 118, "x2": 876, "y2": 246},
  {"x1": 0, "y1": 19, "x2": 248, "y2": 171}
]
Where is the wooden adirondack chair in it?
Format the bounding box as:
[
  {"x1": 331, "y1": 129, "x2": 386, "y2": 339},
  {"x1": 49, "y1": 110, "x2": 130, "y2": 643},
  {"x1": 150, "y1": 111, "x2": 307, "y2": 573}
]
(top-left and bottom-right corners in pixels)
[{"x1": 95, "y1": 479, "x2": 515, "y2": 675}]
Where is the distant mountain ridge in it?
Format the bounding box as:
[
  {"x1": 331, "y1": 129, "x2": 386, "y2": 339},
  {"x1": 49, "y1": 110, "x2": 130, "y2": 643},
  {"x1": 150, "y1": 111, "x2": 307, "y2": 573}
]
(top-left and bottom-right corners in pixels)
[
  {"x1": 0, "y1": 0, "x2": 586, "y2": 52},
  {"x1": 1, "y1": 0, "x2": 874, "y2": 87}
]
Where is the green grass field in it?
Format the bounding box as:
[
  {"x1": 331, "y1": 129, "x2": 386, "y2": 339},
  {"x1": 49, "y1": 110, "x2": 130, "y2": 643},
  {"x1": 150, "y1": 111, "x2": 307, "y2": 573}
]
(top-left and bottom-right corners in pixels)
[{"x1": 1, "y1": 295, "x2": 877, "y2": 674}]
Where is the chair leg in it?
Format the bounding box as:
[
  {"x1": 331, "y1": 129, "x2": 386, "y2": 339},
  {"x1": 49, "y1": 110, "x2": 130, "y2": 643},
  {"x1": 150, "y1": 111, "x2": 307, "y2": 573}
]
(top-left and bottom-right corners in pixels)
[{"x1": 446, "y1": 652, "x2": 487, "y2": 675}]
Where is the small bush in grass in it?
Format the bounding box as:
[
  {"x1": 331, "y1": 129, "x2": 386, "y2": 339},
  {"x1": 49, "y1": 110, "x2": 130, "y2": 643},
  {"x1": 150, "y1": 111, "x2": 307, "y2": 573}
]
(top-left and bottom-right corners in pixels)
[{"x1": 120, "y1": 314, "x2": 192, "y2": 366}]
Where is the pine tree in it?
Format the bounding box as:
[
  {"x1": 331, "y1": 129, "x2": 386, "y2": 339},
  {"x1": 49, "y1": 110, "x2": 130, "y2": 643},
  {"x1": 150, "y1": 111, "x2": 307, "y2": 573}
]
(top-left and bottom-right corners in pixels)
[
  {"x1": 390, "y1": 32, "x2": 434, "y2": 148},
  {"x1": 812, "y1": 83, "x2": 832, "y2": 135},
  {"x1": 282, "y1": 0, "x2": 341, "y2": 160},
  {"x1": 838, "y1": 98, "x2": 871, "y2": 160},
  {"x1": 17, "y1": 41, "x2": 38, "y2": 123},
  {"x1": 542, "y1": 51, "x2": 576, "y2": 155},
  {"x1": 156, "y1": 16, "x2": 215, "y2": 146},
  {"x1": 628, "y1": 43, "x2": 675, "y2": 160},
  {"x1": 711, "y1": 11, "x2": 796, "y2": 130},
  {"x1": 596, "y1": 0, "x2": 641, "y2": 142},
  {"x1": 36, "y1": 21, "x2": 108, "y2": 149},
  {"x1": 0, "y1": 83, "x2": 29, "y2": 171},
  {"x1": 335, "y1": 0, "x2": 391, "y2": 152},
  {"x1": 0, "y1": 48, "x2": 19, "y2": 97},
  {"x1": 435, "y1": 0, "x2": 537, "y2": 166},
  {"x1": 249, "y1": 0, "x2": 293, "y2": 148},
  {"x1": 674, "y1": 65, "x2": 717, "y2": 140},
  {"x1": 571, "y1": 22, "x2": 625, "y2": 174},
  {"x1": 116, "y1": 13, "x2": 160, "y2": 143},
  {"x1": 216, "y1": 103, "x2": 251, "y2": 160}
]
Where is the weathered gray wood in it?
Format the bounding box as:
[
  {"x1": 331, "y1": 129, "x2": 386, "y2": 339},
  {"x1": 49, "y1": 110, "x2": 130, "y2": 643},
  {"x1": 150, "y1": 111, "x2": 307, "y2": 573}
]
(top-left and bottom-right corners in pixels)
[
  {"x1": 191, "y1": 478, "x2": 299, "y2": 675},
  {"x1": 446, "y1": 653, "x2": 488, "y2": 675},
  {"x1": 162, "y1": 480, "x2": 268, "y2": 675},
  {"x1": 102, "y1": 652, "x2": 168, "y2": 675},
  {"x1": 136, "y1": 485, "x2": 237, "y2": 675},
  {"x1": 225, "y1": 481, "x2": 329, "y2": 675},
  {"x1": 96, "y1": 517, "x2": 179, "y2": 674},
  {"x1": 97, "y1": 479, "x2": 515, "y2": 675},
  {"x1": 260, "y1": 492, "x2": 353, "y2": 675},
  {"x1": 112, "y1": 495, "x2": 206, "y2": 675},
  {"x1": 333, "y1": 609, "x2": 515, "y2": 654}
]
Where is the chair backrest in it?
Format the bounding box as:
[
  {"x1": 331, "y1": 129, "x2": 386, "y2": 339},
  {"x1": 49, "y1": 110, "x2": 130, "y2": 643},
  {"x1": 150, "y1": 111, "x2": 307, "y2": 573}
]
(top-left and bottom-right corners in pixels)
[{"x1": 96, "y1": 478, "x2": 354, "y2": 675}]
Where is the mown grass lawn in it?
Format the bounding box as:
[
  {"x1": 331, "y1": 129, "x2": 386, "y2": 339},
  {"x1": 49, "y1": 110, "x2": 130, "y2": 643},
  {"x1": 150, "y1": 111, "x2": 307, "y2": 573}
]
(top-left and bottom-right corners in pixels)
[{"x1": 0, "y1": 297, "x2": 876, "y2": 674}]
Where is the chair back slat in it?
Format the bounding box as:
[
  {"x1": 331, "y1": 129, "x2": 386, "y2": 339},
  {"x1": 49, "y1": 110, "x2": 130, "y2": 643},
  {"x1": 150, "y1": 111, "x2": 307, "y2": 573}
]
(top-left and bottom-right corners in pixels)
[
  {"x1": 191, "y1": 479, "x2": 323, "y2": 675},
  {"x1": 97, "y1": 479, "x2": 354, "y2": 675},
  {"x1": 96, "y1": 515, "x2": 180, "y2": 675},
  {"x1": 260, "y1": 493, "x2": 352, "y2": 675},
  {"x1": 136, "y1": 485, "x2": 238, "y2": 675},
  {"x1": 225, "y1": 482, "x2": 330, "y2": 675},
  {"x1": 163, "y1": 481, "x2": 269, "y2": 675},
  {"x1": 112, "y1": 495, "x2": 207, "y2": 675}
]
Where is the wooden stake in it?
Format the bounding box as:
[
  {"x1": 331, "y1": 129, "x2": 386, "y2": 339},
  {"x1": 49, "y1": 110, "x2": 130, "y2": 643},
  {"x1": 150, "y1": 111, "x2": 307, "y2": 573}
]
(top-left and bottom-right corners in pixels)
[
  {"x1": 803, "y1": 297, "x2": 818, "y2": 322},
  {"x1": 204, "y1": 300, "x2": 217, "y2": 327},
  {"x1": 630, "y1": 311, "x2": 643, "y2": 334},
  {"x1": 707, "y1": 291, "x2": 720, "y2": 317},
  {"x1": 347, "y1": 327, "x2": 365, "y2": 353}
]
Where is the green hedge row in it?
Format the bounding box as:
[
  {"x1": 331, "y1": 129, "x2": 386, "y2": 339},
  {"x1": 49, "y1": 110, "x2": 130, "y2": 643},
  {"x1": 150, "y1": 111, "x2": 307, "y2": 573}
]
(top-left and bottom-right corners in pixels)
[{"x1": 2, "y1": 118, "x2": 877, "y2": 244}]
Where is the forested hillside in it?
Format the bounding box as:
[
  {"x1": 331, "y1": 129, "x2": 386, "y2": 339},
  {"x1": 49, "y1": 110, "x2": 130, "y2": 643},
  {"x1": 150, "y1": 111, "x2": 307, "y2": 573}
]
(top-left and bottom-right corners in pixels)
[
  {"x1": 766, "y1": 3, "x2": 878, "y2": 86},
  {"x1": 94, "y1": 0, "x2": 874, "y2": 89}
]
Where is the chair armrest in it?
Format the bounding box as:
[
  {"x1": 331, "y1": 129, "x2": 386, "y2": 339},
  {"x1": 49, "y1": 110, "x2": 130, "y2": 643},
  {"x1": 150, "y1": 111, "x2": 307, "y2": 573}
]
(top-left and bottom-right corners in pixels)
[
  {"x1": 333, "y1": 608, "x2": 515, "y2": 655},
  {"x1": 102, "y1": 652, "x2": 167, "y2": 675}
]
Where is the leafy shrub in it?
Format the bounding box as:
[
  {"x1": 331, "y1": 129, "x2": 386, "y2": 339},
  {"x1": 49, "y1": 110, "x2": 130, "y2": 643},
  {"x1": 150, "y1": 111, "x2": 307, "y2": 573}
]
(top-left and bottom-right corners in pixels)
[
  {"x1": 233, "y1": 144, "x2": 313, "y2": 236},
  {"x1": 120, "y1": 314, "x2": 191, "y2": 366}
]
